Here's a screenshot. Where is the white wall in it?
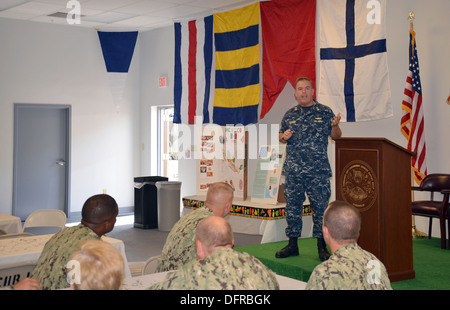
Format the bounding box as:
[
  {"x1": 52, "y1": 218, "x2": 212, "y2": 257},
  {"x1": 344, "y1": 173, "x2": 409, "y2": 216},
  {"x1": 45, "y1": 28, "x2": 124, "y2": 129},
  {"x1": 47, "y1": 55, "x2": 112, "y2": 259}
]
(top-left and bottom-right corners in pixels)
[
  {"x1": 138, "y1": 0, "x2": 450, "y2": 237},
  {"x1": 0, "y1": 18, "x2": 141, "y2": 216}
]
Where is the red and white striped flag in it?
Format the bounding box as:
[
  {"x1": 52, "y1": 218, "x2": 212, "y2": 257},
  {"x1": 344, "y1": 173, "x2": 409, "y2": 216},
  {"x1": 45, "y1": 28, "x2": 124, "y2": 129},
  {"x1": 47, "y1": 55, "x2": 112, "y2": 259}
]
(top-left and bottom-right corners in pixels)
[
  {"x1": 400, "y1": 29, "x2": 427, "y2": 184},
  {"x1": 173, "y1": 15, "x2": 214, "y2": 124}
]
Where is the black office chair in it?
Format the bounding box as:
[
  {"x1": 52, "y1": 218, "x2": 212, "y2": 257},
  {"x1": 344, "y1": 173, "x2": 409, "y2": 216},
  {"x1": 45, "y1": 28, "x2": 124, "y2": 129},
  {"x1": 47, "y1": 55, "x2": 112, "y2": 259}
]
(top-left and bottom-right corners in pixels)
[{"x1": 411, "y1": 174, "x2": 450, "y2": 249}]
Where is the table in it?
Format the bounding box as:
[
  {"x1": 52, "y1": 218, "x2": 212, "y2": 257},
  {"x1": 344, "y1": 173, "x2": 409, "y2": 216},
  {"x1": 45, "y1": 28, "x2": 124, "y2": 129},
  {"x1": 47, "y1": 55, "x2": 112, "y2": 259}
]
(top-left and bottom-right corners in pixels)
[
  {"x1": 0, "y1": 214, "x2": 22, "y2": 234},
  {"x1": 122, "y1": 272, "x2": 306, "y2": 290},
  {"x1": 183, "y1": 195, "x2": 313, "y2": 243},
  {"x1": 0, "y1": 234, "x2": 131, "y2": 278}
]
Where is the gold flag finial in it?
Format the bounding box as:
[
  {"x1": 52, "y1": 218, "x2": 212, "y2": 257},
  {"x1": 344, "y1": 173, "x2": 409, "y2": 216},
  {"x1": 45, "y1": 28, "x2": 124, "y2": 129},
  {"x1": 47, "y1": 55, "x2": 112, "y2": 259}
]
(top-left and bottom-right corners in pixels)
[{"x1": 408, "y1": 11, "x2": 415, "y2": 30}]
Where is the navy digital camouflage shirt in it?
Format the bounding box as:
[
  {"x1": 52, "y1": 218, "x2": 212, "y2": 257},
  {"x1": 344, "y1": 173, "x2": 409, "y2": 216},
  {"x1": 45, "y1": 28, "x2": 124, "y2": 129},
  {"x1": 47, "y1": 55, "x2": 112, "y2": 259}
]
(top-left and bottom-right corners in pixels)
[{"x1": 280, "y1": 100, "x2": 335, "y2": 178}]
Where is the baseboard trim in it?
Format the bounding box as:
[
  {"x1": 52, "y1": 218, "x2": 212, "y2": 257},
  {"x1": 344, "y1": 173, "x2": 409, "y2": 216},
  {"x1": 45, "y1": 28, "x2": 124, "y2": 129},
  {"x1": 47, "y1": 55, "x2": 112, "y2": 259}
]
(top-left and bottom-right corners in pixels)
[{"x1": 67, "y1": 206, "x2": 134, "y2": 223}]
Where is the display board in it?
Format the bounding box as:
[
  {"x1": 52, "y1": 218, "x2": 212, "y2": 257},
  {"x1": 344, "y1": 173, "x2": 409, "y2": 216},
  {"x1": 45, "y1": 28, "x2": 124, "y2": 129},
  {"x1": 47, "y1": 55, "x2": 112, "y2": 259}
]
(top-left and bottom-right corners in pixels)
[{"x1": 196, "y1": 126, "x2": 248, "y2": 200}]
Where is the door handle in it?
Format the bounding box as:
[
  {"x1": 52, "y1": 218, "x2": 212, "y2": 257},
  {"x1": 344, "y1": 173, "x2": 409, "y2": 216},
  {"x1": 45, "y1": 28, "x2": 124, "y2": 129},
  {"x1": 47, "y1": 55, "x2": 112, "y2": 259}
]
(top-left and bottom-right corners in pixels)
[{"x1": 56, "y1": 160, "x2": 66, "y2": 166}]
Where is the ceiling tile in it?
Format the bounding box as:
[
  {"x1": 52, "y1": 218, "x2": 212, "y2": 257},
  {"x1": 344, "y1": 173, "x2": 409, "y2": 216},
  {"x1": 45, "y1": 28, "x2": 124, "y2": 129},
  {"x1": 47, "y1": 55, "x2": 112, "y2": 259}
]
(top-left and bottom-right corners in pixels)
[
  {"x1": 0, "y1": 0, "x2": 29, "y2": 11},
  {"x1": 112, "y1": 14, "x2": 166, "y2": 27},
  {"x1": 113, "y1": 0, "x2": 177, "y2": 15},
  {"x1": 147, "y1": 4, "x2": 210, "y2": 19},
  {"x1": 6, "y1": 1, "x2": 62, "y2": 15},
  {"x1": 83, "y1": 10, "x2": 136, "y2": 23},
  {"x1": 81, "y1": 0, "x2": 141, "y2": 11},
  {"x1": 0, "y1": 10, "x2": 35, "y2": 20}
]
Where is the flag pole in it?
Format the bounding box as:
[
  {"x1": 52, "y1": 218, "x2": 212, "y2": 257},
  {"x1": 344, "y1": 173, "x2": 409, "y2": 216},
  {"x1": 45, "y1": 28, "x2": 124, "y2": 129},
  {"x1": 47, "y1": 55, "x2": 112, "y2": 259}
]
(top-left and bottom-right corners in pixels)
[
  {"x1": 412, "y1": 170, "x2": 427, "y2": 237},
  {"x1": 408, "y1": 11, "x2": 426, "y2": 238},
  {"x1": 409, "y1": 11, "x2": 415, "y2": 58}
]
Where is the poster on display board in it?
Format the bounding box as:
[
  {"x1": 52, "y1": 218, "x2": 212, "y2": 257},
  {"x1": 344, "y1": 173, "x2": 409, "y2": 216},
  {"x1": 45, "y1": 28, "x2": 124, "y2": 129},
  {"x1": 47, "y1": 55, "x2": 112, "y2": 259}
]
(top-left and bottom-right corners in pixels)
[
  {"x1": 196, "y1": 125, "x2": 248, "y2": 200},
  {"x1": 251, "y1": 144, "x2": 286, "y2": 205}
]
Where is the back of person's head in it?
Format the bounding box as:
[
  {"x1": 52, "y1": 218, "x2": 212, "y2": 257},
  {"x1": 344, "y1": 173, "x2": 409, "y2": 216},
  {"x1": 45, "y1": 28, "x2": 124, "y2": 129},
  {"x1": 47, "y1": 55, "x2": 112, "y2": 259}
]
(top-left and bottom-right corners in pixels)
[
  {"x1": 205, "y1": 182, "x2": 234, "y2": 216},
  {"x1": 323, "y1": 200, "x2": 361, "y2": 244},
  {"x1": 81, "y1": 194, "x2": 118, "y2": 227},
  {"x1": 68, "y1": 240, "x2": 124, "y2": 290},
  {"x1": 195, "y1": 216, "x2": 233, "y2": 255}
]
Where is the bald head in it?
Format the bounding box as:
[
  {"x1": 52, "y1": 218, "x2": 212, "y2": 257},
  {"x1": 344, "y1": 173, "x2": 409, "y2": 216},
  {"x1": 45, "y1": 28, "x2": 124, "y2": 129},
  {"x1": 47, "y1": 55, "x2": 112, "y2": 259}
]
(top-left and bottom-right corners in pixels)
[
  {"x1": 195, "y1": 216, "x2": 234, "y2": 259},
  {"x1": 81, "y1": 194, "x2": 118, "y2": 236},
  {"x1": 205, "y1": 182, "x2": 234, "y2": 217},
  {"x1": 82, "y1": 194, "x2": 118, "y2": 224}
]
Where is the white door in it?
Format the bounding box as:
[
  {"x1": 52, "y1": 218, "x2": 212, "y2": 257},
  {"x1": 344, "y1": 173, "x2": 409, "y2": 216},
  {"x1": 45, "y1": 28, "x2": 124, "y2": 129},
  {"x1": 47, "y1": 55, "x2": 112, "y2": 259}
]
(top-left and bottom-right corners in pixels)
[{"x1": 13, "y1": 104, "x2": 70, "y2": 220}]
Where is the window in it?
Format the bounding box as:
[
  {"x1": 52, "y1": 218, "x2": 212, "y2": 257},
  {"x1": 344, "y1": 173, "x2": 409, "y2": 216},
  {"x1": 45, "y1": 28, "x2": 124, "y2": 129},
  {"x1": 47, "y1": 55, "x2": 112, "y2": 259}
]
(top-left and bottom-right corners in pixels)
[{"x1": 157, "y1": 106, "x2": 178, "y2": 180}]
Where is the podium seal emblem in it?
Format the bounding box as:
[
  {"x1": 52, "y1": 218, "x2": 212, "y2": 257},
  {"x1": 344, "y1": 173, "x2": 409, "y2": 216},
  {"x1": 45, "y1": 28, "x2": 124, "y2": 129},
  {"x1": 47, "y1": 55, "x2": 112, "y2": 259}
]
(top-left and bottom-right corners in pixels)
[{"x1": 341, "y1": 160, "x2": 377, "y2": 210}]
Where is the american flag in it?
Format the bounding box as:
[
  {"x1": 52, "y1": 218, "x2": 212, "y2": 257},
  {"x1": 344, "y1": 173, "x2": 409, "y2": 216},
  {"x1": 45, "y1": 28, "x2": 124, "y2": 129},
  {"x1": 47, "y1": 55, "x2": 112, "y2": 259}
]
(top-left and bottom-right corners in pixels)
[{"x1": 400, "y1": 30, "x2": 427, "y2": 184}]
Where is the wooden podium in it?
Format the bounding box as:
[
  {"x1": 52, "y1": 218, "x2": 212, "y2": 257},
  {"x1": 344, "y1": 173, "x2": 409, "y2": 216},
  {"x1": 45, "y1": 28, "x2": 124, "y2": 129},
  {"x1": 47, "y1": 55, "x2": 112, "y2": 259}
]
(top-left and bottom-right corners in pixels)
[{"x1": 335, "y1": 138, "x2": 415, "y2": 282}]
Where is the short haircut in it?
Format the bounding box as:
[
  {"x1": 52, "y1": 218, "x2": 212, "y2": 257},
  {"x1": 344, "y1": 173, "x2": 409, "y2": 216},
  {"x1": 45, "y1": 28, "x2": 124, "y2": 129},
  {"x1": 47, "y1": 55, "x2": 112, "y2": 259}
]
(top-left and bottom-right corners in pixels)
[
  {"x1": 295, "y1": 77, "x2": 313, "y2": 88},
  {"x1": 68, "y1": 240, "x2": 124, "y2": 290},
  {"x1": 195, "y1": 216, "x2": 233, "y2": 252},
  {"x1": 81, "y1": 194, "x2": 118, "y2": 224},
  {"x1": 323, "y1": 200, "x2": 361, "y2": 243},
  {"x1": 205, "y1": 182, "x2": 234, "y2": 209}
]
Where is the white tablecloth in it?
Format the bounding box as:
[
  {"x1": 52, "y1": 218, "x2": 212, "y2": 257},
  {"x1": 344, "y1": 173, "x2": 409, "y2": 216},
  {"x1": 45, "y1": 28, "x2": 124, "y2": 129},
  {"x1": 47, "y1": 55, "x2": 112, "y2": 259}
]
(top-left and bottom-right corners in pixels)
[
  {"x1": 0, "y1": 214, "x2": 22, "y2": 234},
  {"x1": 122, "y1": 272, "x2": 306, "y2": 290},
  {"x1": 0, "y1": 234, "x2": 131, "y2": 278}
]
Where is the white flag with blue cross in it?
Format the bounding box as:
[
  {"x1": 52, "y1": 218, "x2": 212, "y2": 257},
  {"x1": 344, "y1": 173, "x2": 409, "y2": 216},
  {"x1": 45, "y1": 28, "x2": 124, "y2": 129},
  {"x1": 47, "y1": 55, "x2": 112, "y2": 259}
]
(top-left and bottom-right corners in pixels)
[{"x1": 318, "y1": 0, "x2": 392, "y2": 122}]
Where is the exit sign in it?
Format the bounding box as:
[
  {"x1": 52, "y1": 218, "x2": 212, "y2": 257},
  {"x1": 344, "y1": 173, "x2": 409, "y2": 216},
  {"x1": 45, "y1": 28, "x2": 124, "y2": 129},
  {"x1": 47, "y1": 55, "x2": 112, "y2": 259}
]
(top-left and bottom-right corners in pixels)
[{"x1": 158, "y1": 76, "x2": 168, "y2": 88}]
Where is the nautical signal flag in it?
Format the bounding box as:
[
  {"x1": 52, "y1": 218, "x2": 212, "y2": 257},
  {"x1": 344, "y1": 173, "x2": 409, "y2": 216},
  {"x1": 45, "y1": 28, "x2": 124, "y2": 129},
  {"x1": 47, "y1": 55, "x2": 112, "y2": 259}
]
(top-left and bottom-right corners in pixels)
[
  {"x1": 213, "y1": 3, "x2": 260, "y2": 126},
  {"x1": 173, "y1": 16, "x2": 214, "y2": 124},
  {"x1": 97, "y1": 31, "x2": 138, "y2": 73},
  {"x1": 317, "y1": 0, "x2": 393, "y2": 122},
  {"x1": 260, "y1": 0, "x2": 316, "y2": 119}
]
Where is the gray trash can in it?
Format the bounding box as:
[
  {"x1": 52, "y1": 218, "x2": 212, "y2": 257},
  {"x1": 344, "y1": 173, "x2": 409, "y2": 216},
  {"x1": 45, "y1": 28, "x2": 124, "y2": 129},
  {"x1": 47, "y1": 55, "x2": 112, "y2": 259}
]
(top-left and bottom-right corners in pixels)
[{"x1": 156, "y1": 181, "x2": 182, "y2": 231}]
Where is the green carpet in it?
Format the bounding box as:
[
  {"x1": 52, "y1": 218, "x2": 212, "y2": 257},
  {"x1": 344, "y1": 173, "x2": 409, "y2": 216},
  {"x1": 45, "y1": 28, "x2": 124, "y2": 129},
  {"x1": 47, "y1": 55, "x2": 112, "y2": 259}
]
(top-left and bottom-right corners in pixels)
[{"x1": 235, "y1": 237, "x2": 450, "y2": 290}]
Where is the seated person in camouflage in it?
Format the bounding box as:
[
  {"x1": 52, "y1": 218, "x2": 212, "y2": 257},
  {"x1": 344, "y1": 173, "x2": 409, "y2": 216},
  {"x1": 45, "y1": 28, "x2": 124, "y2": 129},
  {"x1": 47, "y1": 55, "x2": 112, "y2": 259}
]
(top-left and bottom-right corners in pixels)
[
  {"x1": 30, "y1": 194, "x2": 119, "y2": 290},
  {"x1": 150, "y1": 216, "x2": 279, "y2": 290},
  {"x1": 67, "y1": 240, "x2": 125, "y2": 290},
  {"x1": 155, "y1": 182, "x2": 234, "y2": 272},
  {"x1": 306, "y1": 201, "x2": 392, "y2": 290}
]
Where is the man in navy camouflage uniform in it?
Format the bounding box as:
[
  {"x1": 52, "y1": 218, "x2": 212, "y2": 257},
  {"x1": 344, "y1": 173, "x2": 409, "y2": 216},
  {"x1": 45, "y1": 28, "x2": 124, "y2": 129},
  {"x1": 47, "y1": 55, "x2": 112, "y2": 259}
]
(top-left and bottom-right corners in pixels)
[
  {"x1": 150, "y1": 216, "x2": 279, "y2": 290},
  {"x1": 30, "y1": 194, "x2": 119, "y2": 289},
  {"x1": 155, "y1": 182, "x2": 234, "y2": 272},
  {"x1": 277, "y1": 77, "x2": 341, "y2": 261}
]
